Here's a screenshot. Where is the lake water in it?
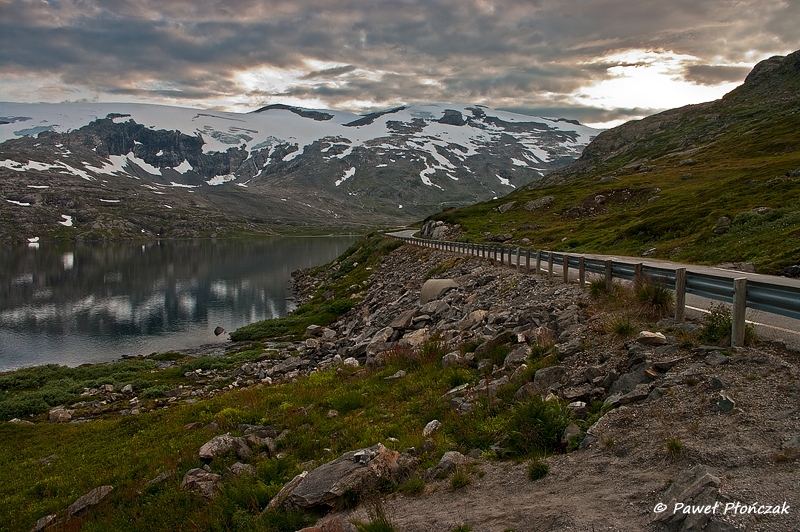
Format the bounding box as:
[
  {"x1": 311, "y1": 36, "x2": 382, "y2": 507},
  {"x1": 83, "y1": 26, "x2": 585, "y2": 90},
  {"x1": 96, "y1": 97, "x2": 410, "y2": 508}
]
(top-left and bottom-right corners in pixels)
[{"x1": 0, "y1": 236, "x2": 358, "y2": 372}]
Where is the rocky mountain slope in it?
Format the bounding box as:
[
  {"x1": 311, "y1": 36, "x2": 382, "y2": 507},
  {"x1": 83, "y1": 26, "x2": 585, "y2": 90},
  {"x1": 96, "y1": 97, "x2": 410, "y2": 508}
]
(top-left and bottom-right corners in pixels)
[
  {"x1": 0, "y1": 103, "x2": 597, "y2": 241},
  {"x1": 417, "y1": 50, "x2": 800, "y2": 275}
]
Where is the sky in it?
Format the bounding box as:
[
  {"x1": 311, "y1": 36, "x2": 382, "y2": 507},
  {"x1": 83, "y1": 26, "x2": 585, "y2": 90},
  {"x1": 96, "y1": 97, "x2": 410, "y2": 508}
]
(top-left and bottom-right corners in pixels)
[{"x1": 1, "y1": 0, "x2": 798, "y2": 128}]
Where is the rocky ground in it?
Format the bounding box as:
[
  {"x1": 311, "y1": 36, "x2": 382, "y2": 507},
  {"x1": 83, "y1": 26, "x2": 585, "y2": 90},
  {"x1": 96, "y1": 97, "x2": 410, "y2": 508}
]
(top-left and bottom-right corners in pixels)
[
  {"x1": 289, "y1": 242, "x2": 800, "y2": 532},
  {"x1": 28, "y1": 240, "x2": 800, "y2": 531}
]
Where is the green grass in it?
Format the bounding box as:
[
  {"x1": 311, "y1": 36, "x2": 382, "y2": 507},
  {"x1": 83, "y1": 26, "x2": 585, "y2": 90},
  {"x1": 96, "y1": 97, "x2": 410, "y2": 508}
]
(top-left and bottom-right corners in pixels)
[{"x1": 0, "y1": 321, "x2": 581, "y2": 530}]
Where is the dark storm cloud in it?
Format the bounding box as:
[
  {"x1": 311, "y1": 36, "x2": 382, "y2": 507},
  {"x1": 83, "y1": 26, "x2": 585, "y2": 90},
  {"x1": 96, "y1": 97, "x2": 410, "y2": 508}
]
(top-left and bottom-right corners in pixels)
[
  {"x1": 1, "y1": 0, "x2": 799, "y2": 122},
  {"x1": 684, "y1": 65, "x2": 754, "y2": 85}
]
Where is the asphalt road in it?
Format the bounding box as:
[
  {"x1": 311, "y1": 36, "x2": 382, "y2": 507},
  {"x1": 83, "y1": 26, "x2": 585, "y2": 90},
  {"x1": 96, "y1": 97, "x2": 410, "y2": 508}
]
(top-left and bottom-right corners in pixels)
[{"x1": 387, "y1": 229, "x2": 800, "y2": 350}]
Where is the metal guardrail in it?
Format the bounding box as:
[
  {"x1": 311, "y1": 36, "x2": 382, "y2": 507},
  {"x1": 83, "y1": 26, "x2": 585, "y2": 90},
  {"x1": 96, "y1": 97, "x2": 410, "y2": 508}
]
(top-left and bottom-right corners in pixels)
[{"x1": 390, "y1": 234, "x2": 800, "y2": 346}]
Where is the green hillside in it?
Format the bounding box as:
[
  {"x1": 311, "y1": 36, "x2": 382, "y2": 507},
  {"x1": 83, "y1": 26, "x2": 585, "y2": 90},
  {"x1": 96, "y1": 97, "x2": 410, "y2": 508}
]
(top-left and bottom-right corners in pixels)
[{"x1": 424, "y1": 51, "x2": 800, "y2": 275}]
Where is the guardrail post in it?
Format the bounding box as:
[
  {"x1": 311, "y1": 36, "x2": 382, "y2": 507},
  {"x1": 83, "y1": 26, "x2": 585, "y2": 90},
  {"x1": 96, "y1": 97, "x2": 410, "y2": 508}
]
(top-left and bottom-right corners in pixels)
[
  {"x1": 732, "y1": 278, "x2": 747, "y2": 347},
  {"x1": 563, "y1": 254, "x2": 570, "y2": 283},
  {"x1": 536, "y1": 250, "x2": 542, "y2": 274},
  {"x1": 675, "y1": 268, "x2": 686, "y2": 322},
  {"x1": 605, "y1": 260, "x2": 613, "y2": 293},
  {"x1": 500, "y1": 246, "x2": 505, "y2": 266},
  {"x1": 579, "y1": 257, "x2": 585, "y2": 287},
  {"x1": 634, "y1": 263, "x2": 644, "y2": 288},
  {"x1": 526, "y1": 249, "x2": 531, "y2": 273},
  {"x1": 547, "y1": 253, "x2": 554, "y2": 280}
]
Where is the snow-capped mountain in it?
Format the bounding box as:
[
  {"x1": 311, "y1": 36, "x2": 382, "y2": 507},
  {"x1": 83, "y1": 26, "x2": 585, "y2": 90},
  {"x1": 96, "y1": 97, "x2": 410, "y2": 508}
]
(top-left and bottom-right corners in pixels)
[{"x1": 0, "y1": 102, "x2": 598, "y2": 240}]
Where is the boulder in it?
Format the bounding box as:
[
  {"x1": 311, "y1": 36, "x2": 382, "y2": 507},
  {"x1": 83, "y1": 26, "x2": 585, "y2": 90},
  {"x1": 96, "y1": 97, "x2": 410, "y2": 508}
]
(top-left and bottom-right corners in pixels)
[
  {"x1": 652, "y1": 465, "x2": 722, "y2": 531},
  {"x1": 426, "y1": 451, "x2": 467, "y2": 479},
  {"x1": 423, "y1": 419, "x2": 442, "y2": 437},
  {"x1": 48, "y1": 406, "x2": 74, "y2": 423},
  {"x1": 181, "y1": 468, "x2": 221, "y2": 499},
  {"x1": 389, "y1": 309, "x2": 417, "y2": 329},
  {"x1": 286, "y1": 444, "x2": 402, "y2": 509},
  {"x1": 223, "y1": 462, "x2": 257, "y2": 479},
  {"x1": 400, "y1": 328, "x2": 429, "y2": 348},
  {"x1": 265, "y1": 471, "x2": 307, "y2": 512},
  {"x1": 31, "y1": 514, "x2": 57, "y2": 532},
  {"x1": 198, "y1": 434, "x2": 237, "y2": 462},
  {"x1": 610, "y1": 364, "x2": 655, "y2": 395},
  {"x1": 636, "y1": 331, "x2": 667, "y2": 346},
  {"x1": 67, "y1": 485, "x2": 114, "y2": 517},
  {"x1": 441, "y1": 352, "x2": 465, "y2": 368},
  {"x1": 532, "y1": 365, "x2": 568, "y2": 392},
  {"x1": 366, "y1": 327, "x2": 394, "y2": 355},
  {"x1": 420, "y1": 279, "x2": 458, "y2": 304},
  {"x1": 503, "y1": 344, "x2": 531, "y2": 369},
  {"x1": 523, "y1": 196, "x2": 555, "y2": 211},
  {"x1": 497, "y1": 201, "x2": 516, "y2": 213}
]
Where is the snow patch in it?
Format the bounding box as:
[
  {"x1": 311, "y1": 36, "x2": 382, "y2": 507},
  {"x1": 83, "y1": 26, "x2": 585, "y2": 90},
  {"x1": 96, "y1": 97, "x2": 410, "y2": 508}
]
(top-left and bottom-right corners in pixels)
[
  {"x1": 0, "y1": 159, "x2": 58, "y2": 172},
  {"x1": 173, "y1": 159, "x2": 193, "y2": 173},
  {"x1": 58, "y1": 214, "x2": 73, "y2": 227},
  {"x1": 335, "y1": 167, "x2": 356, "y2": 187},
  {"x1": 496, "y1": 174, "x2": 515, "y2": 188},
  {"x1": 206, "y1": 174, "x2": 237, "y2": 186},
  {"x1": 27, "y1": 185, "x2": 50, "y2": 189},
  {"x1": 100, "y1": 198, "x2": 121, "y2": 203},
  {"x1": 6, "y1": 199, "x2": 31, "y2": 206}
]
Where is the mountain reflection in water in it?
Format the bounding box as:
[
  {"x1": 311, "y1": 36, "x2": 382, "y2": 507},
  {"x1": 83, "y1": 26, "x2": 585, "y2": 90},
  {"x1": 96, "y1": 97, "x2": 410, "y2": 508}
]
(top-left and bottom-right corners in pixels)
[{"x1": 0, "y1": 236, "x2": 358, "y2": 371}]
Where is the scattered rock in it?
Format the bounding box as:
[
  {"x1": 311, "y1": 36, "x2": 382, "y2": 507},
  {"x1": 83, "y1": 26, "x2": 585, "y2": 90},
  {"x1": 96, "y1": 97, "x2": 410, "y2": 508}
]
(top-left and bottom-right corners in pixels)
[
  {"x1": 713, "y1": 216, "x2": 731, "y2": 234},
  {"x1": 497, "y1": 201, "x2": 516, "y2": 213},
  {"x1": 423, "y1": 419, "x2": 442, "y2": 437},
  {"x1": 716, "y1": 391, "x2": 736, "y2": 413},
  {"x1": 67, "y1": 485, "x2": 114, "y2": 517},
  {"x1": 286, "y1": 444, "x2": 404, "y2": 509},
  {"x1": 265, "y1": 471, "x2": 308, "y2": 512},
  {"x1": 48, "y1": 406, "x2": 74, "y2": 423},
  {"x1": 31, "y1": 514, "x2": 57, "y2": 532},
  {"x1": 523, "y1": 196, "x2": 555, "y2": 211},
  {"x1": 224, "y1": 462, "x2": 257, "y2": 479},
  {"x1": 652, "y1": 465, "x2": 721, "y2": 531},
  {"x1": 426, "y1": 451, "x2": 467, "y2": 479},
  {"x1": 636, "y1": 331, "x2": 667, "y2": 346},
  {"x1": 181, "y1": 469, "x2": 221, "y2": 499}
]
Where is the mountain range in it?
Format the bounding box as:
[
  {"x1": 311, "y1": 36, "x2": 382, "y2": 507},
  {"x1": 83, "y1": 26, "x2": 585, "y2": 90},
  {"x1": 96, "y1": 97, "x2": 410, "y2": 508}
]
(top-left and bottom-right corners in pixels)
[
  {"x1": 0, "y1": 103, "x2": 597, "y2": 241},
  {"x1": 420, "y1": 50, "x2": 800, "y2": 274}
]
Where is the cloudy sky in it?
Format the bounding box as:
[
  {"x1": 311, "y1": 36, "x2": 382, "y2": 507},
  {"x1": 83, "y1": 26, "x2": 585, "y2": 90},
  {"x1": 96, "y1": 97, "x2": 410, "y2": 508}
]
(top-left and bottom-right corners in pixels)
[{"x1": 1, "y1": 0, "x2": 798, "y2": 127}]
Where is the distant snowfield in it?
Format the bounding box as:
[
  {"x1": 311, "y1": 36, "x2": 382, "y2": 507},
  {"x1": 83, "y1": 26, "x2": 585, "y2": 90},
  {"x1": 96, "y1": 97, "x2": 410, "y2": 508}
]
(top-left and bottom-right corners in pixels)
[{"x1": 0, "y1": 102, "x2": 599, "y2": 189}]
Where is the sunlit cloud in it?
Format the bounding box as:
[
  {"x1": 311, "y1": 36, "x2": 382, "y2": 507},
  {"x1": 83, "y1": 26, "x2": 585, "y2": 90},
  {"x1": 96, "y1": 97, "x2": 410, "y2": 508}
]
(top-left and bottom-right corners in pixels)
[{"x1": 571, "y1": 50, "x2": 745, "y2": 127}]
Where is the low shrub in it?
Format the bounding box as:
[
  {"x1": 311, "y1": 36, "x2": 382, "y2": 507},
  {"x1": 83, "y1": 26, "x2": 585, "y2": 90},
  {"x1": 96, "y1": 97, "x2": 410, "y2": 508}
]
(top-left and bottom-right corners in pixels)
[
  {"x1": 635, "y1": 281, "x2": 674, "y2": 319},
  {"x1": 450, "y1": 467, "x2": 472, "y2": 490},
  {"x1": 398, "y1": 475, "x2": 426, "y2": 496},
  {"x1": 666, "y1": 437, "x2": 684, "y2": 455},
  {"x1": 700, "y1": 303, "x2": 758, "y2": 345},
  {"x1": 527, "y1": 458, "x2": 549, "y2": 481},
  {"x1": 505, "y1": 396, "x2": 571, "y2": 457}
]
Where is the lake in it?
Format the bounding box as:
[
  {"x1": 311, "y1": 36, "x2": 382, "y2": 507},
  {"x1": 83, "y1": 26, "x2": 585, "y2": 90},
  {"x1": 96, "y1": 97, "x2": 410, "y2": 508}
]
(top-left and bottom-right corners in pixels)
[{"x1": 0, "y1": 236, "x2": 359, "y2": 372}]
